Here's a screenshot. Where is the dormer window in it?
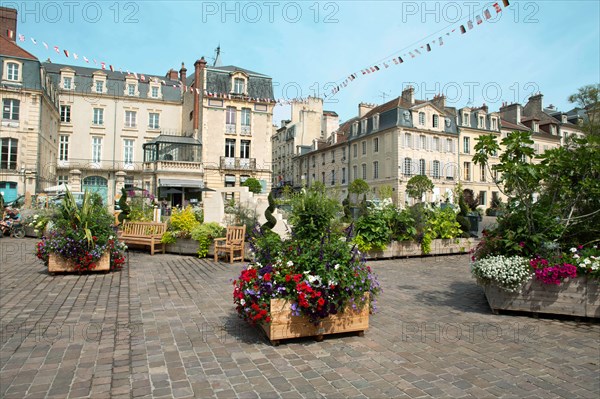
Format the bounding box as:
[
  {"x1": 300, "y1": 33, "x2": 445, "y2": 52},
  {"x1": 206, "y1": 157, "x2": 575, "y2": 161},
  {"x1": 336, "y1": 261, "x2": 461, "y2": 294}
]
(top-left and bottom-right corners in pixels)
[
  {"x1": 352, "y1": 122, "x2": 358, "y2": 136},
  {"x1": 562, "y1": 115, "x2": 567, "y2": 123},
  {"x1": 95, "y1": 80, "x2": 103, "y2": 92},
  {"x1": 60, "y1": 68, "x2": 76, "y2": 91},
  {"x1": 6, "y1": 62, "x2": 20, "y2": 81},
  {"x1": 63, "y1": 77, "x2": 72, "y2": 89},
  {"x1": 418, "y1": 112, "x2": 425, "y2": 126},
  {"x1": 533, "y1": 122, "x2": 539, "y2": 132},
  {"x1": 432, "y1": 114, "x2": 439, "y2": 128},
  {"x1": 234, "y1": 78, "x2": 245, "y2": 94},
  {"x1": 372, "y1": 114, "x2": 379, "y2": 131},
  {"x1": 463, "y1": 112, "x2": 469, "y2": 126},
  {"x1": 150, "y1": 85, "x2": 160, "y2": 99},
  {"x1": 550, "y1": 125, "x2": 556, "y2": 135},
  {"x1": 491, "y1": 117, "x2": 497, "y2": 130},
  {"x1": 361, "y1": 119, "x2": 367, "y2": 133},
  {"x1": 478, "y1": 115, "x2": 485, "y2": 128},
  {"x1": 128, "y1": 84, "x2": 136, "y2": 96},
  {"x1": 92, "y1": 72, "x2": 107, "y2": 94}
]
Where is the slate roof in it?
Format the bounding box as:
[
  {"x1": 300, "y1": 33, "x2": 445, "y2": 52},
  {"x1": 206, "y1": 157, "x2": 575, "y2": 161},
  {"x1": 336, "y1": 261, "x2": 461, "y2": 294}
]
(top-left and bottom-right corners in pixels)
[
  {"x1": 187, "y1": 65, "x2": 274, "y2": 100},
  {"x1": 145, "y1": 134, "x2": 202, "y2": 145},
  {"x1": 42, "y1": 62, "x2": 183, "y2": 102}
]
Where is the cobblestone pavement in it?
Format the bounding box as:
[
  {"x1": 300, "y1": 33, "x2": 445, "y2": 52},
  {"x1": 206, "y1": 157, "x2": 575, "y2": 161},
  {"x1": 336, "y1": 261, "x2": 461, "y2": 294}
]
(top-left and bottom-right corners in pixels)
[{"x1": 1, "y1": 237, "x2": 599, "y2": 398}]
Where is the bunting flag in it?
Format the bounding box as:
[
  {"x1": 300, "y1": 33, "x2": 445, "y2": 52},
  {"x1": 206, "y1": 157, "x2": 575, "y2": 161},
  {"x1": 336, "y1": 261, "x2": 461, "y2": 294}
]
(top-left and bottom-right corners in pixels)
[
  {"x1": 398, "y1": 56, "x2": 404, "y2": 63},
  {"x1": 109, "y1": 65, "x2": 114, "y2": 72},
  {"x1": 101, "y1": 62, "x2": 106, "y2": 70},
  {"x1": 484, "y1": 9, "x2": 492, "y2": 19},
  {"x1": 467, "y1": 21, "x2": 474, "y2": 30},
  {"x1": 53, "y1": 46, "x2": 59, "y2": 53},
  {"x1": 426, "y1": 44, "x2": 431, "y2": 52},
  {"x1": 63, "y1": 49, "x2": 69, "y2": 57},
  {"x1": 31, "y1": 38, "x2": 37, "y2": 45},
  {"x1": 42, "y1": 42, "x2": 48, "y2": 49},
  {"x1": 438, "y1": 36, "x2": 444, "y2": 45},
  {"x1": 73, "y1": 53, "x2": 78, "y2": 60},
  {"x1": 503, "y1": 0, "x2": 510, "y2": 6},
  {"x1": 18, "y1": 34, "x2": 25, "y2": 42},
  {"x1": 460, "y1": 25, "x2": 466, "y2": 34},
  {"x1": 476, "y1": 15, "x2": 483, "y2": 25},
  {"x1": 83, "y1": 56, "x2": 89, "y2": 63},
  {"x1": 493, "y1": 2, "x2": 502, "y2": 13}
]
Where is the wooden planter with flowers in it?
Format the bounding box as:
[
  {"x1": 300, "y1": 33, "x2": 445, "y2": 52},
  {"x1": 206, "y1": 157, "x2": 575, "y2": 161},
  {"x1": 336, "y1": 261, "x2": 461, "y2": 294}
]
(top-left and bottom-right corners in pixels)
[
  {"x1": 484, "y1": 276, "x2": 600, "y2": 318},
  {"x1": 48, "y1": 252, "x2": 111, "y2": 273},
  {"x1": 261, "y1": 294, "x2": 370, "y2": 345}
]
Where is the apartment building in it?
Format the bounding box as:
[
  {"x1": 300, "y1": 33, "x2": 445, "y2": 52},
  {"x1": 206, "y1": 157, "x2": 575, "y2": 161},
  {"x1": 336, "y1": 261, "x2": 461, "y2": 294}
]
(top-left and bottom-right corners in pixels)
[{"x1": 0, "y1": 7, "x2": 60, "y2": 203}]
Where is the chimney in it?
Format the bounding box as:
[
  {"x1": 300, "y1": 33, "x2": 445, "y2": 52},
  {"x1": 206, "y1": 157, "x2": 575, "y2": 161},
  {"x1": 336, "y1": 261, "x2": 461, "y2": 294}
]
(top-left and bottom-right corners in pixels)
[
  {"x1": 0, "y1": 7, "x2": 17, "y2": 42},
  {"x1": 431, "y1": 94, "x2": 446, "y2": 110},
  {"x1": 499, "y1": 102, "x2": 522, "y2": 124},
  {"x1": 166, "y1": 69, "x2": 179, "y2": 81},
  {"x1": 523, "y1": 93, "x2": 543, "y2": 118},
  {"x1": 179, "y1": 62, "x2": 187, "y2": 85},
  {"x1": 358, "y1": 102, "x2": 375, "y2": 118},
  {"x1": 401, "y1": 86, "x2": 415, "y2": 105},
  {"x1": 193, "y1": 57, "x2": 207, "y2": 132},
  {"x1": 481, "y1": 103, "x2": 488, "y2": 113}
]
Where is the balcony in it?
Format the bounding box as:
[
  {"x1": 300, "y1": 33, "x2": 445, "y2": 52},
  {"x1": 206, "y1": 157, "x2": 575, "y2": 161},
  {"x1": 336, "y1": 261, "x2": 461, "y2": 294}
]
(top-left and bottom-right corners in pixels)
[
  {"x1": 225, "y1": 124, "x2": 236, "y2": 134},
  {"x1": 56, "y1": 158, "x2": 145, "y2": 172},
  {"x1": 144, "y1": 160, "x2": 204, "y2": 173},
  {"x1": 220, "y1": 156, "x2": 256, "y2": 171},
  {"x1": 240, "y1": 125, "x2": 251, "y2": 136}
]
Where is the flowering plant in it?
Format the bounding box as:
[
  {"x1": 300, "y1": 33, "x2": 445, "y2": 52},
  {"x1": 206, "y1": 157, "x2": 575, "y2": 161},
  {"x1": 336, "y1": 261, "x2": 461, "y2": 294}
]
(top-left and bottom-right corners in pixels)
[
  {"x1": 471, "y1": 255, "x2": 531, "y2": 292},
  {"x1": 35, "y1": 189, "x2": 126, "y2": 272},
  {"x1": 567, "y1": 245, "x2": 600, "y2": 279},
  {"x1": 233, "y1": 186, "x2": 381, "y2": 325}
]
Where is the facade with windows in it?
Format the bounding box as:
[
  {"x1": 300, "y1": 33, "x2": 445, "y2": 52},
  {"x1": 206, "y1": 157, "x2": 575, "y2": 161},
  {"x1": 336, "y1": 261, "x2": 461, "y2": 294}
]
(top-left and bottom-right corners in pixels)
[{"x1": 0, "y1": 14, "x2": 60, "y2": 202}]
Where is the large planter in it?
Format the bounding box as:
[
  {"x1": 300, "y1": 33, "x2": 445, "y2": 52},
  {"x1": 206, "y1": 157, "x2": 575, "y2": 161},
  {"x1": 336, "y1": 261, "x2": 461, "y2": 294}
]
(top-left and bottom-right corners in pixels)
[
  {"x1": 260, "y1": 294, "x2": 370, "y2": 345},
  {"x1": 48, "y1": 252, "x2": 110, "y2": 273},
  {"x1": 165, "y1": 239, "x2": 211, "y2": 256},
  {"x1": 483, "y1": 276, "x2": 600, "y2": 318},
  {"x1": 366, "y1": 238, "x2": 477, "y2": 259}
]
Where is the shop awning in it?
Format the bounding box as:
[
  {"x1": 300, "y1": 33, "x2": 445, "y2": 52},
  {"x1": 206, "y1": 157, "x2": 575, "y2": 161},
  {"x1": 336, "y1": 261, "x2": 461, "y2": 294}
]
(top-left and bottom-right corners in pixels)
[{"x1": 159, "y1": 179, "x2": 204, "y2": 188}]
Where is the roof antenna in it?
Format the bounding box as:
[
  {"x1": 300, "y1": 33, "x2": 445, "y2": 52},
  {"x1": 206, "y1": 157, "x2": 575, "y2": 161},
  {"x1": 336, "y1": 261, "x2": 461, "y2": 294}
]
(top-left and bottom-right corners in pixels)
[{"x1": 213, "y1": 45, "x2": 222, "y2": 67}]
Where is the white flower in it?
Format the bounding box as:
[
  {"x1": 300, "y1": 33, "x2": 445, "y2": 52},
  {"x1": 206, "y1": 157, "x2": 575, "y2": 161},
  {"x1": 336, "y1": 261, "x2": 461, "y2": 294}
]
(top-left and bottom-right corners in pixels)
[
  {"x1": 328, "y1": 280, "x2": 336, "y2": 286},
  {"x1": 573, "y1": 254, "x2": 580, "y2": 259},
  {"x1": 287, "y1": 260, "x2": 294, "y2": 267},
  {"x1": 334, "y1": 264, "x2": 340, "y2": 270},
  {"x1": 570, "y1": 247, "x2": 578, "y2": 253},
  {"x1": 240, "y1": 299, "x2": 245, "y2": 305},
  {"x1": 308, "y1": 275, "x2": 321, "y2": 285},
  {"x1": 247, "y1": 264, "x2": 253, "y2": 270}
]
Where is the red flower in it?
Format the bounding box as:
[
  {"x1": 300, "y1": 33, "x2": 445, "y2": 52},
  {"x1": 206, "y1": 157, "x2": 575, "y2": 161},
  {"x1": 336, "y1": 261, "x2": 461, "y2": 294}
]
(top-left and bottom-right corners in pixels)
[
  {"x1": 317, "y1": 297, "x2": 325, "y2": 306},
  {"x1": 285, "y1": 274, "x2": 291, "y2": 282},
  {"x1": 263, "y1": 273, "x2": 271, "y2": 282}
]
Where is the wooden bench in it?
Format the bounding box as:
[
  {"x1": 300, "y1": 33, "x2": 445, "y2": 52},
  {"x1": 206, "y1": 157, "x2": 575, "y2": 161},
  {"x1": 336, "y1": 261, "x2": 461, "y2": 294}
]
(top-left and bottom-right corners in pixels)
[
  {"x1": 214, "y1": 225, "x2": 246, "y2": 263},
  {"x1": 119, "y1": 221, "x2": 167, "y2": 255}
]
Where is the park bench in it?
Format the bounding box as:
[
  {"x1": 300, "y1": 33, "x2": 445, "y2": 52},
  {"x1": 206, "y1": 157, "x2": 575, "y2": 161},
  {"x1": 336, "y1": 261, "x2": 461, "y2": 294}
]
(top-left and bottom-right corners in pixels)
[
  {"x1": 214, "y1": 225, "x2": 246, "y2": 263},
  {"x1": 119, "y1": 221, "x2": 167, "y2": 255}
]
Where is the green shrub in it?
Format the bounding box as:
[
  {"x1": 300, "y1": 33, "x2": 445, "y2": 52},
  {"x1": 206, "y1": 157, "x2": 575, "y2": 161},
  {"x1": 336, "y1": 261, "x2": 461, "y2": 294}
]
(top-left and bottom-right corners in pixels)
[
  {"x1": 191, "y1": 222, "x2": 225, "y2": 257},
  {"x1": 354, "y1": 210, "x2": 391, "y2": 252},
  {"x1": 168, "y1": 206, "x2": 201, "y2": 238}
]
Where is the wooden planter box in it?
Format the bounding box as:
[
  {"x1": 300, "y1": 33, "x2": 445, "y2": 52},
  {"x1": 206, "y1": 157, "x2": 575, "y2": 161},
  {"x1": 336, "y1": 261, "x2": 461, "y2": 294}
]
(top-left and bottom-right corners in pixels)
[
  {"x1": 165, "y1": 239, "x2": 210, "y2": 256},
  {"x1": 366, "y1": 238, "x2": 477, "y2": 259},
  {"x1": 483, "y1": 276, "x2": 600, "y2": 318},
  {"x1": 48, "y1": 252, "x2": 110, "y2": 273},
  {"x1": 260, "y1": 294, "x2": 370, "y2": 345}
]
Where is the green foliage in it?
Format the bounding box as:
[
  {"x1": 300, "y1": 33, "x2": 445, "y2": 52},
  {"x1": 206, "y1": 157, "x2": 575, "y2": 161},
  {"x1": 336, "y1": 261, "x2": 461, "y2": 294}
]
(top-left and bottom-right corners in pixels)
[
  {"x1": 225, "y1": 203, "x2": 258, "y2": 238},
  {"x1": 191, "y1": 222, "x2": 225, "y2": 258},
  {"x1": 426, "y1": 207, "x2": 462, "y2": 240},
  {"x1": 288, "y1": 186, "x2": 342, "y2": 242},
  {"x1": 249, "y1": 228, "x2": 283, "y2": 265},
  {"x1": 162, "y1": 206, "x2": 201, "y2": 242},
  {"x1": 241, "y1": 177, "x2": 262, "y2": 194},
  {"x1": 117, "y1": 188, "x2": 130, "y2": 223},
  {"x1": 456, "y1": 215, "x2": 471, "y2": 237},
  {"x1": 406, "y1": 175, "x2": 434, "y2": 202},
  {"x1": 348, "y1": 179, "x2": 369, "y2": 196},
  {"x1": 160, "y1": 231, "x2": 177, "y2": 244},
  {"x1": 262, "y1": 192, "x2": 277, "y2": 230},
  {"x1": 354, "y1": 209, "x2": 391, "y2": 251},
  {"x1": 342, "y1": 194, "x2": 352, "y2": 222},
  {"x1": 462, "y1": 189, "x2": 479, "y2": 212},
  {"x1": 378, "y1": 185, "x2": 394, "y2": 201},
  {"x1": 568, "y1": 83, "x2": 599, "y2": 136}
]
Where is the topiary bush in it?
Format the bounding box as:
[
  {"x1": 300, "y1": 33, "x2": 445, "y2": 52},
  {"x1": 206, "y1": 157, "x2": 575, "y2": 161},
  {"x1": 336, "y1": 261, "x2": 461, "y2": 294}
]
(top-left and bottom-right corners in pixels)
[{"x1": 262, "y1": 192, "x2": 277, "y2": 231}]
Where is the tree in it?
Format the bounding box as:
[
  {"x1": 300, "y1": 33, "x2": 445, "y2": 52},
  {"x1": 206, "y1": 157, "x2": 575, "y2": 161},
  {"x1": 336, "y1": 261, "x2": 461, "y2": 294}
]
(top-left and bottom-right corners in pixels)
[
  {"x1": 406, "y1": 175, "x2": 434, "y2": 202},
  {"x1": 348, "y1": 179, "x2": 369, "y2": 197},
  {"x1": 462, "y1": 189, "x2": 479, "y2": 211},
  {"x1": 568, "y1": 84, "x2": 600, "y2": 136},
  {"x1": 241, "y1": 177, "x2": 262, "y2": 194}
]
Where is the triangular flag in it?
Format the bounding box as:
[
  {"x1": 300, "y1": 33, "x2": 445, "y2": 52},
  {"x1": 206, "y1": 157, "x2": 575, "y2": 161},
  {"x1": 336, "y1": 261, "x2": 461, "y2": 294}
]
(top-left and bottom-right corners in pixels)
[
  {"x1": 63, "y1": 49, "x2": 69, "y2": 57},
  {"x1": 426, "y1": 44, "x2": 431, "y2": 52},
  {"x1": 493, "y1": 2, "x2": 502, "y2": 13},
  {"x1": 503, "y1": 0, "x2": 510, "y2": 6},
  {"x1": 393, "y1": 58, "x2": 399, "y2": 65},
  {"x1": 31, "y1": 38, "x2": 37, "y2": 45},
  {"x1": 460, "y1": 25, "x2": 466, "y2": 34},
  {"x1": 409, "y1": 52, "x2": 415, "y2": 58},
  {"x1": 476, "y1": 15, "x2": 483, "y2": 25},
  {"x1": 93, "y1": 59, "x2": 97, "y2": 65},
  {"x1": 467, "y1": 20, "x2": 473, "y2": 30},
  {"x1": 18, "y1": 34, "x2": 25, "y2": 42},
  {"x1": 384, "y1": 62, "x2": 389, "y2": 68},
  {"x1": 438, "y1": 36, "x2": 444, "y2": 45},
  {"x1": 133, "y1": 72, "x2": 138, "y2": 79},
  {"x1": 43, "y1": 42, "x2": 48, "y2": 49},
  {"x1": 109, "y1": 65, "x2": 114, "y2": 72},
  {"x1": 484, "y1": 9, "x2": 492, "y2": 19},
  {"x1": 398, "y1": 56, "x2": 404, "y2": 63},
  {"x1": 101, "y1": 62, "x2": 106, "y2": 70},
  {"x1": 73, "y1": 53, "x2": 78, "y2": 60},
  {"x1": 374, "y1": 65, "x2": 380, "y2": 71},
  {"x1": 83, "y1": 56, "x2": 89, "y2": 63},
  {"x1": 140, "y1": 74, "x2": 146, "y2": 81},
  {"x1": 54, "y1": 46, "x2": 59, "y2": 53},
  {"x1": 362, "y1": 70, "x2": 366, "y2": 75},
  {"x1": 414, "y1": 49, "x2": 421, "y2": 55}
]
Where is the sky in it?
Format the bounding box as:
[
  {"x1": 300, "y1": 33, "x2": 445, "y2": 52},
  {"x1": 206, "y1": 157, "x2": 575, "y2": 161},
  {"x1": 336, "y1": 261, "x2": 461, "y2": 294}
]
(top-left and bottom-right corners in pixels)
[{"x1": 7, "y1": 0, "x2": 600, "y2": 125}]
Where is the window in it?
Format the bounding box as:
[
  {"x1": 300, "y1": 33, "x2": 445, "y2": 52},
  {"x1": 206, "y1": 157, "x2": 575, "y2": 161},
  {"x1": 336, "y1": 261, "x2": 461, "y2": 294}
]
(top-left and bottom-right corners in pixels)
[
  {"x1": 404, "y1": 133, "x2": 412, "y2": 148},
  {"x1": 321, "y1": 154, "x2": 325, "y2": 165},
  {"x1": 322, "y1": 172, "x2": 325, "y2": 184},
  {"x1": 463, "y1": 162, "x2": 471, "y2": 181},
  {"x1": 433, "y1": 137, "x2": 440, "y2": 151},
  {"x1": 226, "y1": 107, "x2": 236, "y2": 132},
  {"x1": 149, "y1": 113, "x2": 159, "y2": 129},
  {"x1": 419, "y1": 159, "x2": 426, "y2": 176},
  {"x1": 361, "y1": 119, "x2": 367, "y2": 133},
  {"x1": 353, "y1": 144, "x2": 358, "y2": 158},
  {"x1": 241, "y1": 108, "x2": 251, "y2": 127},
  {"x1": 479, "y1": 191, "x2": 487, "y2": 206},
  {"x1": 373, "y1": 114, "x2": 379, "y2": 131},
  {"x1": 128, "y1": 84, "x2": 136, "y2": 96},
  {"x1": 342, "y1": 167, "x2": 346, "y2": 184},
  {"x1": 58, "y1": 175, "x2": 69, "y2": 185},
  {"x1": 0, "y1": 138, "x2": 18, "y2": 169},
  {"x1": 95, "y1": 80, "x2": 103, "y2": 93},
  {"x1": 361, "y1": 164, "x2": 367, "y2": 180},
  {"x1": 311, "y1": 156, "x2": 315, "y2": 167},
  {"x1": 478, "y1": 115, "x2": 485, "y2": 128},
  {"x1": 361, "y1": 141, "x2": 366, "y2": 155},
  {"x1": 446, "y1": 164, "x2": 455, "y2": 180},
  {"x1": 92, "y1": 137, "x2": 102, "y2": 163},
  {"x1": 373, "y1": 137, "x2": 379, "y2": 153},
  {"x1": 125, "y1": 110, "x2": 137, "y2": 128},
  {"x1": 491, "y1": 117, "x2": 497, "y2": 130},
  {"x1": 432, "y1": 160, "x2": 440, "y2": 179},
  {"x1": 124, "y1": 139, "x2": 134, "y2": 164},
  {"x1": 60, "y1": 105, "x2": 71, "y2": 123},
  {"x1": 7, "y1": 62, "x2": 19, "y2": 81},
  {"x1": 225, "y1": 174, "x2": 236, "y2": 188},
  {"x1": 93, "y1": 108, "x2": 104, "y2": 125},
  {"x1": 59, "y1": 135, "x2": 69, "y2": 161},
  {"x1": 433, "y1": 114, "x2": 439, "y2": 128},
  {"x1": 373, "y1": 161, "x2": 379, "y2": 179},
  {"x1": 342, "y1": 147, "x2": 346, "y2": 160},
  {"x1": 493, "y1": 169, "x2": 499, "y2": 182},
  {"x1": 353, "y1": 165, "x2": 358, "y2": 180},
  {"x1": 63, "y1": 76, "x2": 72, "y2": 89},
  {"x1": 404, "y1": 158, "x2": 412, "y2": 176},
  {"x1": 240, "y1": 140, "x2": 250, "y2": 158},
  {"x1": 234, "y1": 78, "x2": 245, "y2": 94},
  {"x1": 480, "y1": 163, "x2": 486, "y2": 182},
  {"x1": 446, "y1": 138, "x2": 454, "y2": 153},
  {"x1": 225, "y1": 139, "x2": 236, "y2": 158},
  {"x1": 463, "y1": 137, "x2": 470, "y2": 154},
  {"x1": 420, "y1": 135, "x2": 426, "y2": 150},
  {"x1": 151, "y1": 86, "x2": 159, "y2": 98},
  {"x1": 419, "y1": 112, "x2": 425, "y2": 125},
  {"x1": 463, "y1": 112, "x2": 469, "y2": 126},
  {"x1": 331, "y1": 150, "x2": 335, "y2": 163},
  {"x1": 2, "y1": 99, "x2": 20, "y2": 120},
  {"x1": 331, "y1": 170, "x2": 336, "y2": 185}
]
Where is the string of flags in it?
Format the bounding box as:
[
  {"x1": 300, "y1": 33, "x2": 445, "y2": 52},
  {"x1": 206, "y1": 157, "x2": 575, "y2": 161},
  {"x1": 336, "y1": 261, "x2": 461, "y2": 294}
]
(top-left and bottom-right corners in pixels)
[{"x1": 14, "y1": 1, "x2": 509, "y2": 105}]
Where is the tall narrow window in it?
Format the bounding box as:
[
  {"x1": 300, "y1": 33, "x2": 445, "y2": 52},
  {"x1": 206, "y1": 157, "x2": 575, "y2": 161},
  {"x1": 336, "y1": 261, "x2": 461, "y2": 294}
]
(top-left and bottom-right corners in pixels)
[
  {"x1": 433, "y1": 137, "x2": 440, "y2": 151},
  {"x1": 95, "y1": 80, "x2": 103, "y2": 93},
  {"x1": 432, "y1": 160, "x2": 440, "y2": 179},
  {"x1": 60, "y1": 105, "x2": 71, "y2": 123},
  {"x1": 93, "y1": 108, "x2": 104, "y2": 125},
  {"x1": 419, "y1": 159, "x2": 426, "y2": 175},
  {"x1": 124, "y1": 139, "x2": 134, "y2": 164},
  {"x1": 240, "y1": 140, "x2": 250, "y2": 158},
  {"x1": 353, "y1": 165, "x2": 358, "y2": 180},
  {"x1": 404, "y1": 133, "x2": 412, "y2": 148},
  {"x1": 433, "y1": 114, "x2": 439, "y2": 128},
  {"x1": 419, "y1": 112, "x2": 425, "y2": 125},
  {"x1": 128, "y1": 84, "x2": 136, "y2": 96},
  {"x1": 148, "y1": 113, "x2": 159, "y2": 129},
  {"x1": 226, "y1": 107, "x2": 236, "y2": 133},
  {"x1": 7, "y1": 62, "x2": 19, "y2": 81},
  {"x1": 373, "y1": 137, "x2": 379, "y2": 153},
  {"x1": 92, "y1": 137, "x2": 102, "y2": 163},
  {"x1": 2, "y1": 99, "x2": 20, "y2": 120},
  {"x1": 373, "y1": 161, "x2": 379, "y2": 179},
  {"x1": 59, "y1": 135, "x2": 69, "y2": 161},
  {"x1": 420, "y1": 135, "x2": 426, "y2": 150},
  {"x1": 0, "y1": 138, "x2": 18, "y2": 169},
  {"x1": 446, "y1": 138, "x2": 454, "y2": 153},
  {"x1": 463, "y1": 137, "x2": 470, "y2": 154},
  {"x1": 362, "y1": 164, "x2": 367, "y2": 180},
  {"x1": 234, "y1": 78, "x2": 245, "y2": 94},
  {"x1": 241, "y1": 108, "x2": 251, "y2": 135},
  {"x1": 404, "y1": 158, "x2": 412, "y2": 176},
  {"x1": 225, "y1": 139, "x2": 236, "y2": 158},
  {"x1": 463, "y1": 162, "x2": 471, "y2": 181},
  {"x1": 362, "y1": 141, "x2": 366, "y2": 155},
  {"x1": 480, "y1": 163, "x2": 486, "y2": 182},
  {"x1": 151, "y1": 86, "x2": 159, "y2": 98},
  {"x1": 353, "y1": 144, "x2": 358, "y2": 158},
  {"x1": 125, "y1": 110, "x2": 137, "y2": 128},
  {"x1": 63, "y1": 76, "x2": 72, "y2": 89}
]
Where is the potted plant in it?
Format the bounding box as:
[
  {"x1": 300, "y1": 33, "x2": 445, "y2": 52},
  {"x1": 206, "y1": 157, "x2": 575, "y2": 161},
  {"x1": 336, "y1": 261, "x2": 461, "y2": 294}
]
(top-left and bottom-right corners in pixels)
[
  {"x1": 36, "y1": 189, "x2": 126, "y2": 273},
  {"x1": 233, "y1": 185, "x2": 381, "y2": 345}
]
